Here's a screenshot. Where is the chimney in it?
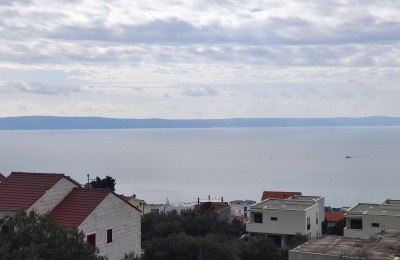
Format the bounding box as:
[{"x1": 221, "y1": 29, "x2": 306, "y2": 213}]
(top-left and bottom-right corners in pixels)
[
  {"x1": 198, "y1": 197, "x2": 200, "y2": 205},
  {"x1": 221, "y1": 197, "x2": 224, "y2": 203},
  {"x1": 208, "y1": 195, "x2": 210, "y2": 201}
]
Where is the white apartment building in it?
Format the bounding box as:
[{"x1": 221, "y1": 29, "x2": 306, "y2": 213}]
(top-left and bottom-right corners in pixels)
[
  {"x1": 246, "y1": 195, "x2": 324, "y2": 246},
  {"x1": 344, "y1": 199, "x2": 400, "y2": 239}
]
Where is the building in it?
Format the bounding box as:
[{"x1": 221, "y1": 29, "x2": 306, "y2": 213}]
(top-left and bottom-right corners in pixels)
[
  {"x1": 194, "y1": 202, "x2": 231, "y2": 221},
  {"x1": 230, "y1": 200, "x2": 256, "y2": 221},
  {"x1": 289, "y1": 228, "x2": 400, "y2": 260},
  {"x1": 344, "y1": 199, "x2": 400, "y2": 239},
  {"x1": 261, "y1": 191, "x2": 302, "y2": 201},
  {"x1": 0, "y1": 172, "x2": 141, "y2": 260},
  {"x1": 324, "y1": 211, "x2": 344, "y2": 228},
  {"x1": 246, "y1": 195, "x2": 324, "y2": 246},
  {"x1": 128, "y1": 196, "x2": 146, "y2": 215},
  {"x1": 51, "y1": 188, "x2": 141, "y2": 260},
  {"x1": 0, "y1": 172, "x2": 81, "y2": 218}
]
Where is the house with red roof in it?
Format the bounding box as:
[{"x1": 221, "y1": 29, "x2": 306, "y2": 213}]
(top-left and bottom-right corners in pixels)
[
  {"x1": 0, "y1": 172, "x2": 81, "y2": 217},
  {"x1": 0, "y1": 172, "x2": 141, "y2": 260},
  {"x1": 324, "y1": 211, "x2": 345, "y2": 227},
  {"x1": 261, "y1": 191, "x2": 302, "y2": 201},
  {"x1": 194, "y1": 202, "x2": 231, "y2": 221},
  {"x1": 51, "y1": 188, "x2": 141, "y2": 259}
]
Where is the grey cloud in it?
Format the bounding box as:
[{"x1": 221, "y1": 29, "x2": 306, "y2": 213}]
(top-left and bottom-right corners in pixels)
[
  {"x1": 0, "y1": 81, "x2": 85, "y2": 95},
  {"x1": 182, "y1": 86, "x2": 219, "y2": 97}
]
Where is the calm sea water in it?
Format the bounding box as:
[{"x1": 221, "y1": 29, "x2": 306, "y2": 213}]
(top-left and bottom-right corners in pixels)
[{"x1": 0, "y1": 127, "x2": 399, "y2": 207}]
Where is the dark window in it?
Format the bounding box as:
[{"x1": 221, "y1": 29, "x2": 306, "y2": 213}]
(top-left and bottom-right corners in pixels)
[
  {"x1": 316, "y1": 212, "x2": 318, "y2": 224},
  {"x1": 372, "y1": 223, "x2": 380, "y2": 228},
  {"x1": 351, "y1": 219, "x2": 363, "y2": 229},
  {"x1": 87, "y1": 234, "x2": 96, "y2": 247},
  {"x1": 107, "y1": 229, "x2": 113, "y2": 244},
  {"x1": 271, "y1": 217, "x2": 278, "y2": 221},
  {"x1": 244, "y1": 213, "x2": 247, "y2": 217},
  {"x1": 244, "y1": 206, "x2": 247, "y2": 211},
  {"x1": 307, "y1": 217, "x2": 311, "y2": 230},
  {"x1": 254, "y1": 213, "x2": 263, "y2": 223}
]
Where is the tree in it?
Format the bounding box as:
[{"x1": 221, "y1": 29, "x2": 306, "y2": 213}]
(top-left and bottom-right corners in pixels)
[
  {"x1": 90, "y1": 175, "x2": 116, "y2": 191},
  {"x1": 0, "y1": 211, "x2": 105, "y2": 260}
]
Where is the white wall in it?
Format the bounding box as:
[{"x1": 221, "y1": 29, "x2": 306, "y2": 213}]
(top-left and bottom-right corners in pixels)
[
  {"x1": 344, "y1": 214, "x2": 400, "y2": 239},
  {"x1": 79, "y1": 193, "x2": 141, "y2": 260},
  {"x1": 28, "y1": 177, "x2": 79, "y2": 214}
]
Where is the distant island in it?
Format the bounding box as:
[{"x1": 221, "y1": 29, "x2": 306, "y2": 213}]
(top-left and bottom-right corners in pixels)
[{"x1": 1, "y1": 116, "x2": 400, "y2": 130}]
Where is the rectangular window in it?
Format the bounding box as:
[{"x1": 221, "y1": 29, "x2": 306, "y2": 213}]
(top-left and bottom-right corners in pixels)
[
  {"x1": 244, "y1": 213, "x2": 247, "y2": 217},
  {"x1": 316, "y1": 212, "x2": 318, "y2": 224},
  {"x1": 107, "y1": 229, "x2": 113, "y2": 244},
  {"x1": 350, "y1": 219, "x2": 363, "y2": 230},
  {"x1": 244, "y1": 206, "x2": 247, "y2": 211},
  {"x1": 87, "y1": 234, "x2": 96, "y2": 247},
  {"x1": 307, "y1": 217, "x2": 311, "y2": 230},
  {"x1": 271, "y1": 217, "x2": 278, "y2": 221},
  {"x1": 372, "y1": 223, "x2": 380, "y2": 228},
  {"x1": 254, "y1": 213, "x2": 263, "y2": 223}
]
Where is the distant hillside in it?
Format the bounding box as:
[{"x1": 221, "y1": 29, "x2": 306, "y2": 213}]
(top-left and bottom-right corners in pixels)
[{"x1": 1, "y1": 116, "x2": 400, "y2": 130}]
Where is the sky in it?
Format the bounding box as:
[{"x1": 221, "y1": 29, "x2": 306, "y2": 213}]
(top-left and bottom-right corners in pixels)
[{"x1": 0, "y1": 0, "x2": 399, "y2": 119}]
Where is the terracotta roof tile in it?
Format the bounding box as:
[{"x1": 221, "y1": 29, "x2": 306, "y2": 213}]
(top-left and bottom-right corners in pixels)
[
  {"x1": 0, "y1": 172, "x2": 65, "y2": 210},
  {"x1": 325, "y1": 211, "x2": 345, "y2": 222},
  {"x1": 51, "y1": 188, "x2": 111, "y2": 228},
  {"x1": 261, "y1": 191, "x2": 302, "y2": 201}
]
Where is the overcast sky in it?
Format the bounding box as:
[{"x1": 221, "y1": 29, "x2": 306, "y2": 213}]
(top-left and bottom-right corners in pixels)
[{"x1": 0, "y1": 0, "x2": 399, "y2": 119}]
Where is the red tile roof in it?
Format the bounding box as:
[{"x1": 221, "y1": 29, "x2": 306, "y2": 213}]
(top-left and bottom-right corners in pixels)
[
  {"x1": 194, "y1": 202, "x2": 230, "y2": 214},
  {"x1": 0, "y1": 173, "x2": 6, "y2": 182},
  {"x1": 325, "y1": 211, "x2": 345, "y2": 222},
  {"x1": 261, "y1": 191, "x2": 302, "y2": 201},
  {"x1": 51, "y1": 188, "x2": 112, "y2": 228},
  {"x1": 0, "y1": 172, "x2": 67, "y2": 211}
]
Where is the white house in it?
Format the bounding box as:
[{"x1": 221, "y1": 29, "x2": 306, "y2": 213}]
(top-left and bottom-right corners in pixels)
[
  {"x1": 344, "y1": 199, "x2": 400, "y2": 239},
  {"x1": 230, "y1": 200, "x2": 256, "y2": 221},
  {"x1": 246, "y1": 195, "x2": 324, "y2": 246},
  {"x1": 0, "y1": 172, "x2": 141, "y2": 260}
]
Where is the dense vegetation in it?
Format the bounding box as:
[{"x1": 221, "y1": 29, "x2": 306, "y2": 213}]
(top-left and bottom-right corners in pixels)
[
  {"x1": 90, "y1": 175, "x2": 116, "y2": 191},
  {"x1": 134, "y1": 204, "x2": 308, "y2": 260},
  {"x1": 0, "y1": 211, "x2": 105, "y2": 260}
]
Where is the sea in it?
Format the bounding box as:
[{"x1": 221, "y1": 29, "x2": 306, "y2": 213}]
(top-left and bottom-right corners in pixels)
[{"x1": 1, "y1": 126, "x2": 399, "y2": 208}]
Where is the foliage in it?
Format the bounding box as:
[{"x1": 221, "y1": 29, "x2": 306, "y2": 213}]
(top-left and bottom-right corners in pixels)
[
  {"x1": 322, "y1": 219, "x2": 345, "y2": 236},
  {"x1": 0, "y1": 211, "x2": 105, "y2": 260},
  {"x1": 90, "y1": 175, "x2": 116, "y2": 191},
  {"x1": 141, "y1": 210, "x2": 308, "y2": 260}
]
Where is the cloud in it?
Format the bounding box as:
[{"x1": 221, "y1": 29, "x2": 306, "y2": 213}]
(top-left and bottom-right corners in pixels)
[
  {"x1": 182, "y1": 86, "x2": 219, "y2": 97},
  {"x1": 0, "y1": 81, "x2": 88, "y2": 95}
]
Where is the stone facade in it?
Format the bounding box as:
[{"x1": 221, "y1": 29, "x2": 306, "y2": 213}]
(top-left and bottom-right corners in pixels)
[
  {"x1": 28, "y1": 177, "x2": 80, "y2": 214},
  {"x1": 79, "y1": 193, "x2": 141, "y2": 260}
]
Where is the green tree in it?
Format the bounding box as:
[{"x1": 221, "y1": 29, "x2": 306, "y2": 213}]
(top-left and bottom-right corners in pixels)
[
  {"x1": 0, "y1": 211, "x2": 105, "y2": 260},
  {"x1": 91, "y1": 175, "x2": 116, "y2": 191}
]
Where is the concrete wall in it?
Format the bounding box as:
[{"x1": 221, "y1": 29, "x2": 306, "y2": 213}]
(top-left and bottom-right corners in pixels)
[
  {"x1": 79, "y1": 193, "x2": 141, "y2": 260},
  {"x1": 247, "y1": 209, "x2": 306, "y2": 235},
  {"x1": 289, "y1": 251, "x2": 337, "y2": 260},
  {"x1": 28, "y1": 177, "x2": 80, "y2": 214},
  {"x1": 344, "y1": 214, "x2": 400, "y2": 239}
]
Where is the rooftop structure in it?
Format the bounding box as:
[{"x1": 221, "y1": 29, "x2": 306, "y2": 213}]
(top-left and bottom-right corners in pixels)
[
  {"x1": 290, "y1": 228, "x2": 400, "y2": 260},
  {"x1": 261, "y1": 191, "x2": 302, "y2": 201},
  {"x1": 0, "y1": 173, "x2": 6, "y2": 183}
]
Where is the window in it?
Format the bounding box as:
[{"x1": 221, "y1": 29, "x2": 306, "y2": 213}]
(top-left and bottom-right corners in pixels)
[
  {"x1": 244, "y1": 213, "x2": 247, "y2": 217},
  {"x1": 372, "y1": 223, "x2": 380, "y2": 228},
  {"x1": 271, "y1": 217, "x2": 278, "y2": 221},
  {"x1": 87, "y1": 234, "x2": 96, "y2": 247},
  {"x1": 316, "y1": 212, "x2": 318, "y2": 224},
  {"x1": 107, "y1": 229, "x2": 113, "y2": 244},
  {"x1": 307, "y1": 217, "x2": 311, "y2": 230},
  {"x1": 350, "y1": 219, "x2": 363, "y2": 230},
  {"x1": 244, "y1": 206, "x2": 247, "y2": 211},
  {"x1": 254, "y1": 213, "x2": 263, "y2": 223}
]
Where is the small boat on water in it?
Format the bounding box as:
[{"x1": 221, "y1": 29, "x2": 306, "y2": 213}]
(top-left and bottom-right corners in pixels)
[{"x1": 345, "y1": 156, "x2": 351, "y2": 159}]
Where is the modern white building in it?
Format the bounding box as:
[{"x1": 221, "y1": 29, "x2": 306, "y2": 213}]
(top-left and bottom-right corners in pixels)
[
  {"x1": 344, "y1": 199, "x2": 400, "y2": 239},
  {"x1": 246, "y1": 195, "x2": 324, "y2": 246}
]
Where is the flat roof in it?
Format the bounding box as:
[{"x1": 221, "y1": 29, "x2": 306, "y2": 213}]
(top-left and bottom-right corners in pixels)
[
  {"x1": 250, "y1": 199, "x2": 316, "y2": 211},
  {"x1": 346, "y1": 203, "x2": 400, "y2": 217},
  {"x1": 291, "y1": 229, "x2": 400, "y2": 259}
]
